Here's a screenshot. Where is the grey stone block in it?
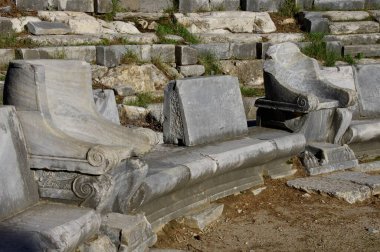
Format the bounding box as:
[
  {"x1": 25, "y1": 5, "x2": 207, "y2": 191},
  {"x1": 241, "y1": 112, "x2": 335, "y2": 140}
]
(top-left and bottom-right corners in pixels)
[
  {"x1": 96, "y1": 0, "x2": 113, "y2": 13},
  {"x1": 326, "y1": 41, "x2": 343, "y2": 57},
  {"x1": 0, "y1": 106, "x2": 39, "y2": 220},
  {"x1": 179, "y1": 204, "x2": 224, "y2": 230},
  {"x1": 163, "y1": 75, "x2": 248, "y2": 146},
  {"x1": 101, "y1": 213, "x2": 157, "y2": 250},
  {"x1": 14, "y1": 0, "x2": 46, "y2": 10},
  {"x1": 17, "y1": 46, "x2": 97, "y2": 62},
  {"x1": 191, "y1": 43, "x2": 231, "y2": 60},
  {"x1": 313, "y1": 0, "x2": 365, "y2": 10},
  {"x1": 179, "y1": 65, "x2": 205, "y2": 77},
  {"x1": 120, "y1": 0, "x2": 173, "y2": 12},
  {"x1": 304, "y1": 17, "x2": 330, "y2": 33},
  {"x1": 151, "y1": 44, "x2": 175, "y2": 63},
  {"x1": 0, "y1": 49, "x2": 15, "y2": 66},
  {"x1": 231, "y1": 43, "x2": 257, "y2": 60},
  {"x1": 179, "y1": 0, "x2": 209, "y2": 12},
  {"x1": 325, "y1": 33, "x2": 380, "y2": 45},
  {"x1": 93, "y1": 89, "x2": 121, "y2": 125},
  {"x1": 327, "y1": 172, "x2": 380, "y2": 195},
  {"x1": 296, "y1": 0, "x2": 314, "y2": 10},
  {"x1": 78, "y1": 235, "x2": 117, "y2": 252},
  {"x1": 97, "y1": 45, "x2": 151, "y2": 67},
  {"x1": 366, "y1": 0, "x2": 380, "y2": 9},
  {"x1": 58, "y1": 0, "x2": 94, "y2": 12},
  {"x1": 329, "y1": 21, "x2": 379, "y2": 35},
  {"x1": 241, "y1": 0, "x2": 283, "y2": 12},
  {"x1": 26, "y1": 21, "x2": 71, "y2": 35},
  {"x1": 175, "y1": 45, "x2": 198, "y2": 66},
  {"x1": 0, "y1": 203, "x2": 101, "y2": 251},
  {"x1": 0, "y1": 17, "x2": 13, "y2": 34},
  {"x1": 344, "y1": 44, "x2": 380, "y2": 58},
  {"x1": 210, "y1": 0, "x2": 240, "y2": 10}
]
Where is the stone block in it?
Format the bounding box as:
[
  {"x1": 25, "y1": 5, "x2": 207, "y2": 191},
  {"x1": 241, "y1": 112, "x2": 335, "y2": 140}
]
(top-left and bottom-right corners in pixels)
[
  {"x1": 326, "y1": 41, "x2": 343, "y2": 57},
  {"x1": 241, "y1": 0, "x2": 283, "y2": 12},
  {"x1": 303, "y1": 17, "x2": 330, "y2": 33},
  {"x1": 243, "y1": 96, "x2": 259, "y2": 120},
  {"x1": 93, "y1": 89, "x2": 120, "y2": 125},
  {"x1": 26, "y1": 21, "x2": 71, "y2": 35},
  {"x1": 296, "y1": 0, "x2": 313, "y2": 10},
  {"x1": 151, "y1": 44, "x2": 175, "y2": 63},
  {"x1": 179, "y1": 65, "x2": 205, "y2": 77},
  {"x1": 14, "y1": 0, "x2": 46, "y2": 10},
  {"x1": 327, "y1": 172, "x2": 380, "y2": 195},
  {"x1": 0, "y1": 106, "x2": 39, "y2": 220},
  {"x1": 329, "y1": 21, "x2": 379, "y2": 35},
  {"x1": 344, "y1": 44, "x2": 380, "y2": 58},
  {"x1": 0, "y1": 49, "x2": 15, "y2": 66},
  {"x1": 287, "y1": 176, "x2": 371, "y2": 204},
  {"x1": 0, "y1": 203, "x2": 101, "y2": 251},
  {"x1": 58, "y1": 0, "x2": 94, "y2": 12},
  {"x1": 17, "y1": 46, "x2": 97, "y2": 62},
  {"x1": 191, "y1": 43, "x2": 231, "y2": 60},
  {"x1": 78, "y1": 235, "x2": 117, "y2": 252},
  {"x1": 96, "y1": 0, "x2": 113, "y2": 13},
  {"x1": 313, "y1": 0, "x2": 365, "y2": 10},
  {"x1": 220, "y1": 60, "x2": 264, "y2": 86},
  {"x1": 96, "y1": 45, "x2": 151, "y2": 67},
  {"x1": 210, "y1": 0, "x2": 240, "y2": 10},
  {"x1": 325, "y1": 33, "x2": 380, "y2": 46},
  {"x1": 163, "y1": 75, "x2": 248, "y2": 146},
  {"x1": 230, "y1": 43, "x2": 257, "y2": 60},
  {"x1": 179, "y1": 0, "x2": 209, "y2": 12},
  {"x1": 120, "y1": 0, "x2": 173, "y2": 12},
  {"x1": 366, "y1": 0, "x2": 380, "y2": 9},
  {"x1": 0, "y1": 17, "x2": 13, "y2": 34},
  {"x1": 175, "y1": 45, "x2": 198, "y2": 66},
  {"x1": 101, "y1": 213, "x2": 157, "y2": 250},
  {"x1": 180, "y1": 204, "x2": 224, "y2": 230}
]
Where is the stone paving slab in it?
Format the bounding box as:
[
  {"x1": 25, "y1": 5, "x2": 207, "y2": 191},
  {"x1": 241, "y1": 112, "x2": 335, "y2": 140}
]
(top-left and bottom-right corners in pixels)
[
  {"x1": 329, "y1": 21, "x2": 380, "y2": 35},
  {"x1": 328, "y1": 172, "x2": 380, "y2": 195},
  {"x1": 27, "y1": 21, "x2": 71, "y2": 35},
  {"x1": 325, "y1": 33, "x2": 380, "y2": 45}
]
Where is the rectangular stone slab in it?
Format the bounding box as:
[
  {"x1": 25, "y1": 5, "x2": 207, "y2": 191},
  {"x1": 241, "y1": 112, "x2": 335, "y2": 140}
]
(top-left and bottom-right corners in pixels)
[
  {"x1": 0, "y1": 106, "x2": 39, "y2": 220},
  {"x1": 313, "y1": 0, "x2": 365, "y2": 10},
  {"x1": 163, "y1": 75, "x2": 248, "y2": 146},
  {"x1": 26, "y1": 21, "x2": 71, "y2": 35}
]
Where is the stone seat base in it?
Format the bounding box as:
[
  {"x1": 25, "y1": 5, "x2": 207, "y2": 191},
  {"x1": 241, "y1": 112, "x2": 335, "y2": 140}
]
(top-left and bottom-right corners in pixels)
[
  {"x1": 130, "y1": 127, "x2": 305, "y2": 230},
  {"x1": 0, "y1": 202, "x2": 100, "y2": 252},
  {"x1": 342, "y1": 119, "x2": 380, "y2": 144}
]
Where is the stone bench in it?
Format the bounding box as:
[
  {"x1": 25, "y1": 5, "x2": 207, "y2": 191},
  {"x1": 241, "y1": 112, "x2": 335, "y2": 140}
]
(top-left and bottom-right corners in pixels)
[
  {"x1": 127, "y1": 76, "x2": 306, "y2": 229},
  {"x1": 0, "y1": 106, "x2": 100, "y2": 251},
  {"x1": 3, "y1": 60, "x2": 159, "y2": 212}
]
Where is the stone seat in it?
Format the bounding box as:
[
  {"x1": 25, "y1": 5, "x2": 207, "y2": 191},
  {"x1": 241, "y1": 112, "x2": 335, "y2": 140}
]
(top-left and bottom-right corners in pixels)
[
  {"x1": 342, "y1": 119, "x2": 380, "y2": 144},
  {"x1": 125, "y1": 76, "x2": 306, "y2": 230},
  {"x1": 0, "y1": 106, "x2": 100, "y2": 251}
]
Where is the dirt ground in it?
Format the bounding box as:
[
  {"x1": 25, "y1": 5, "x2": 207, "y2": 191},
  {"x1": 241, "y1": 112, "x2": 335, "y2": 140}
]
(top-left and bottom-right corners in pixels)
[{"x1": 155, "y1": 168, "x2": 380, "y2": 252}]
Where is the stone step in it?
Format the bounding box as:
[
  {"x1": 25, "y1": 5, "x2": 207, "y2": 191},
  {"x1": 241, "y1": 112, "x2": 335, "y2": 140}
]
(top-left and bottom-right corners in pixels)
[
  {"x1": 325, "y1": 33, "x2": 380, "y2": 45},
  {"x1": 343, "y1": 44, "x2": 380, "y2": 57},
  {"x1": 329, "y1": 21, "x2": 380, "y2": 35},
  {"x1": 313, "y1": 0, "x2": 366, "y2": 11},
  {"x1": 303, "y1": 11, "x2": 371, "y2": 22}
]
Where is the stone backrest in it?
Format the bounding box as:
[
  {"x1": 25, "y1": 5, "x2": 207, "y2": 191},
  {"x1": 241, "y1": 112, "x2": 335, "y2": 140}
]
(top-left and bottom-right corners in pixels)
[
  {"x1": 0, "y1": 106, "x2": 39, "y2": 221},
  {"x1": 260, "y1": 42, "x2": 356, "y2": 112},
  {"x1": 4, "y1": 60, "x2": 157, "y2": 157},
  {"x1": 163, "y1": 75, "x2": 248, "y2": 146}
]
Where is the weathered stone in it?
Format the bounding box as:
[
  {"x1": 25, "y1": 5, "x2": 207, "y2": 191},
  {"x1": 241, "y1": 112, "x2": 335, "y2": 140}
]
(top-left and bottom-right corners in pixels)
[
  {"x1": 230, "y1": 43, "x2": 257, "y2": 60},
  {"x1": 320, "y1": 66, "x2": 355, "y2": 90},
  {"x1": 175, "y1": 45, "x2": 198, "y2": 66},
  {"x1": 179, "y1": 204, "x2": 224, "y2": 230},
  {"x1": 327, "y1": 172, "x2": 380, "y2": 195},
  {"x1": 264, "y1": 33, "x2": 305, "y2": 43},
  {"x1": 322, "y1": 11, "x2": 370, "y2": 21},
  {"x1": 325, "y1": 33, "x2": 380, "y2": 45},
  {"x1": 366, "y1": 0, "x2": 380, "y2": 9},
  {"x1": 210, "y1": 0, "x2": 240, "y2": 10},
  {"x1": 114, "y1": 12, "x2": 169, "y2": 21},
  {"x1": 0, "y1": 49, "x2": 15, "y2": 66},
  {"x1": 241, "y1": 0, "x2": 283, "y2": 12},
  {"x1": 163, "y1": 75, "x2": 248, "y2": 146},
  {"x1": 120, "y1": 105, "x2": 149, "y2": 121},
  {"x1": 10, "y1": 16, "x2": 42, "y2": 33},
  {"x1": 0, "y1": 17, "x2": 13, "y2": 34},
  {"x1": 163, "y1": 34, "x2": 184, "y2": 43},
  {"x1": 56, "y1": 0, "x2": 94, "y2": 12},
  {"x1": 344, "y1": 44, "x2": 380, "y2": 58},
  {"x1": 196, "y1": 33, "x2": 262, "y2": 43},
  {"x1": 296, "y1": 0, "x2": 314, "y2": 10},
  {"x1": 113, "y1": 85, "x2": 135, "y2": 96},
  {"x1": 26, "y1": 21, "x2": 71, "y2": 35},
  {"x1": 101, "y1": 213, "x2": 156, "y2": 250},
  {"x1": 147, "y1": 103, "x2": 164, "y2": 125},
  {"x1": 78, "y1": 235, "x2": 117, "y2": 252},
  {"x1": 329, "y1": 21, "x2": 379, "y2": 35},
  {"x1": 69, "y1": 18, "x2": 103, "y2": 34},
  {"x1": 326, "y1": 41, "x2": 343, "y2": 57},
  {"x1": 93, "y1": 89, "x2": 121, "y2": 125},
  {"x1": 251, "y1": 186, "x2": 267, "y2": 195},
  {"x1": 0, "y1": 5, "x2": 12, "y2": 13},
  {"x1": 25, "y1": 34, "x2": 103, "y2": 46},
  {"x1": 302, "y1": 16, "x2": 330, "y2": 33},
  {"x1": 95, "y1": 0, "x2": 113, "y2": 13},
  {"x1": 151, "y1": 44, "x2": 175, "y2": 63},
  {"x1": 119, "y1": 0, "x2": 173, "y2": 12},
  {"x1": 220, "y1": 60, "x2": 264, "y2": 86},
  {"x1": 179, "y1": 65, "x2": 205, "y2": 77},
  {"x1": 0, "y1": 106, "x2": 39, "y2": 220},
  {"x1": 99, "y1": 64, "x2": 169, "y2": 92},
  {"x1": 0, "y1": 203, "x2": 101, "y2": 251},
  {"x1": 120, "y1": 33, "x2": 159, "y2": 44},
  {"x1": 179, "y1": 0, "x2": 209, "y2": 12},
  {"x1": 243, "y1": 96, "x2": 259, "y2": 120},
  {"x1": 175, "y1": 12, "x2": 276, "y2": 34},
  {"x1": 287, "y1": 177, "x2": 371, "y2": 204},
  {"x1": 17, "y1": 46, "x2": 96, "y2": 62},
  {"x1": 111, "y1": 21, "x2": 140, "y2": 34},
  {"x1": 313, "y1": 0, "x2": 365, "y2": 10},
  {"x1": 14, "y1": 0, "x2": 46, "y2": 10},
  {"x1": 191, "y1": 43, "x2": 231, "y2": 60}
]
